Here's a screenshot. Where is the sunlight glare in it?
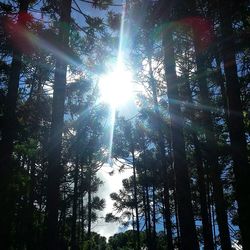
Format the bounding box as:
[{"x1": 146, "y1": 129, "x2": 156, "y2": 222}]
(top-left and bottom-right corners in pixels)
[{"x1": 98, "y1": 65, "x2": 133, "y2": 108}]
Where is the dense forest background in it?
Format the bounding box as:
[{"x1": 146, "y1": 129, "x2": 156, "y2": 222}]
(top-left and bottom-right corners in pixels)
[{"x1": 0, "y1": 0, "x2": 249, "y2": 249}]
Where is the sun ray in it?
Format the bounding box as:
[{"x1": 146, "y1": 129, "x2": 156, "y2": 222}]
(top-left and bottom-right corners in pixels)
[
  {"x1": 108, "y1": 106, "x2": 116, "y2": 165},
  {"x1": 104, "y1": 0, "x2": 128, "y2": 166}
]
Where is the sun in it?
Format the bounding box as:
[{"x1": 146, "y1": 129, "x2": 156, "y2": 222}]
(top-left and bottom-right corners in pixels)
[{"x1": 98, "y1": 65, "x2": 133, "y2": 108}]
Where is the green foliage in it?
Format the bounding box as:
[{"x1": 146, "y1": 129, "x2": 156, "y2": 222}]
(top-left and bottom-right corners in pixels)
[{"x1": 82, "y1": 232, "x2": 107, "y2": 250}]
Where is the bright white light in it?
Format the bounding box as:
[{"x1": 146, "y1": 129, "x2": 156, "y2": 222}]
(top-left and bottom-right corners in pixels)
[{"x1": 98, "y1": 65, "x2": 133, "y2": 108}]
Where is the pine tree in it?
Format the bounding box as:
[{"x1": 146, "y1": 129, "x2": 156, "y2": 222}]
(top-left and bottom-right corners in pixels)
[
  {"x1": 46, "y1": 1, "x2": 72, "y2": 249},
  {"x1": 218, "y1": 1, "x2": 250, "y2": 248},
  {"x1": 161, "y1": 8, "x2": 199, "y2": 250}
]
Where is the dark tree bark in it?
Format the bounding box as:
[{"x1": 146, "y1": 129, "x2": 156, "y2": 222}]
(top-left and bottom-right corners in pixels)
[
  {"x1": 163, "y1": 28, "x2": 199, "y2": 250},
  {"x1": 193, "y1": 32, "x2": 232, "y2": 250},
  {"x1": 173, "y1": 187, "x2": 181, "y2": 248},
  {"x1": 87, "y1": 167, "x2": 92, "y2": 250},
  {"x1": 80, "y1": 164, "x2": 85, "y2": 246},
  {"x1": 163, "y1": 183, "x2": 174, "y2": 250},
  {"x1": 27, "y1": 160, "x2": 36, "y2": 250},
  {"x1": 218, "y1": 2, "x2": 250, "y2": 249},
  {"x1": 145, "y1": 178, "x2": 153, "y2": 250},
  {"x1": 131, "y1": 149, "x2": 141, "y2": 250},
  {"x1": 46, "y1": 1, "x2": 72, "y2": 249},
  {"x1": 124, "y1": 122, "x2": 141, "y2": 250},
  {"x1": 140, "y1": 144, "x2": 152, "y2": 250},
  {"x1": 182, "y1": 67, "x2": 214, "y2": 250},
  {"x1": 0, "y1": 0, "x2": 30, "y2": 175},
  {"x1": 0, "y1": 1, "x2": 30, "y2": 249},
  {"x1": 192, "y1": 133, "x2": 214, "y2": 250},
  {"x1": 142, "y1": 185, "x2": 150, "y2": 249},
  {"x1": 147, "y1": 43, "x2": 174, "y2": 250},
  {"x1": 152, "y1": 184, "x2": 156, "y2": 249},
  {"x1": 71, "y1": 159, "x2": 79, "y2": 250}
]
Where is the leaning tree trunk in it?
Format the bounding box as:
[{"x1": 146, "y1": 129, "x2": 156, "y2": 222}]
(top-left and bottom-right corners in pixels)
[
  {"x1": 218, "y1": 1, "x2": 250, "y2": 249},
  {"x1": 46, "y1": 1, "x2": 72, "y2": 249},
  {"x1": 163, "y1": 27, "x2": 199, "y2": 250}
]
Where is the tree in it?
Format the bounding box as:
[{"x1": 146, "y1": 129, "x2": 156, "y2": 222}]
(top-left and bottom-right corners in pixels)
[
  {"x1": 218, "y1": 1, "x2": 250, "y2": 248},
  {"x1": 0, "y1": 1, "x2": 34, "y2": 248},
  {"x1": 46, "y1": 1, "x2": 72, "y2": 249},
  {"x1": 161, "y1": 6, "x2": 199, "y2": 250}
]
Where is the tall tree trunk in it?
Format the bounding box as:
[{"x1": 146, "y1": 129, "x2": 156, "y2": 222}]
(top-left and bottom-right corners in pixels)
[
  {"x1": 185, "y1": 110, "x2": 218, "y2": 250},
  {"x1": 71, "y1": 160, "x2": 79, "y2": 250},
  {"x1": 218, "y1": 2, "x2": 250, "y2": 249},
  {"x1": 131, "y1": 149, "x2": 141, "y2": 250},
  {"x1": 193, "y1": 132, "x2": 214, "y2": 250},
  {"x1": 173, "y1": 187, "x2": 180, "y2": 248},
  {"x1": 87, "y1": 168, "x2": 92, "y2": 250},
  {"x1": 193, "y1": 33, "x2": 232, "y2": 250},
  {"x1": 80, "y1": 164, "x2": 85, "y2": 247},
  {"x1": 27, "y1": 160, "x2": 36, "y2": 250},
  {"x1": 141, "y1": 146, "x2": 152, "y2": 250},
  {"x1": 152, "y1": 184, "x2": 157, "y2": 250},
  {"x1": 0, "y1": 0, "x2": 29, "y2": 175},
  {"x1": 162, "y1": 27, "x2": 199, "y2": 250},
  {"x1": 142, "y1": 185, "x2": 150, "y2": 249},
  {"x1": 163, "y1": 184, "x2": 174, "y2": 250},
  {"x1": 125, "y1": 123, "x2": 141, "y2": 250},
  {"x1": 145, "y1": 180, "x2": 152, "y2": 250},
  {"x1": 132, "y1": 210, "x2": 137, "y2": 249},
  {"x1": 211, "y1": 194, "x2": 218, "y2": 250},
  {"x1": 148, "y1": 45, "x2": 174, "y2": 250},
  {"x1": 214, "y1": 55, "x2": 229, "y2": 124},
  {"x1": 183, "y1": 68, "x2": 214, "y2": 250},
  {"x1": 47, "y1": 1, "x2": 72, "y2": 249},
  {"x1": 60, "y1": 187, "x2": 67, "y2": 250},
  {"x1": 0, "y1": 2, "x2": 30, "y2": 249}
]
